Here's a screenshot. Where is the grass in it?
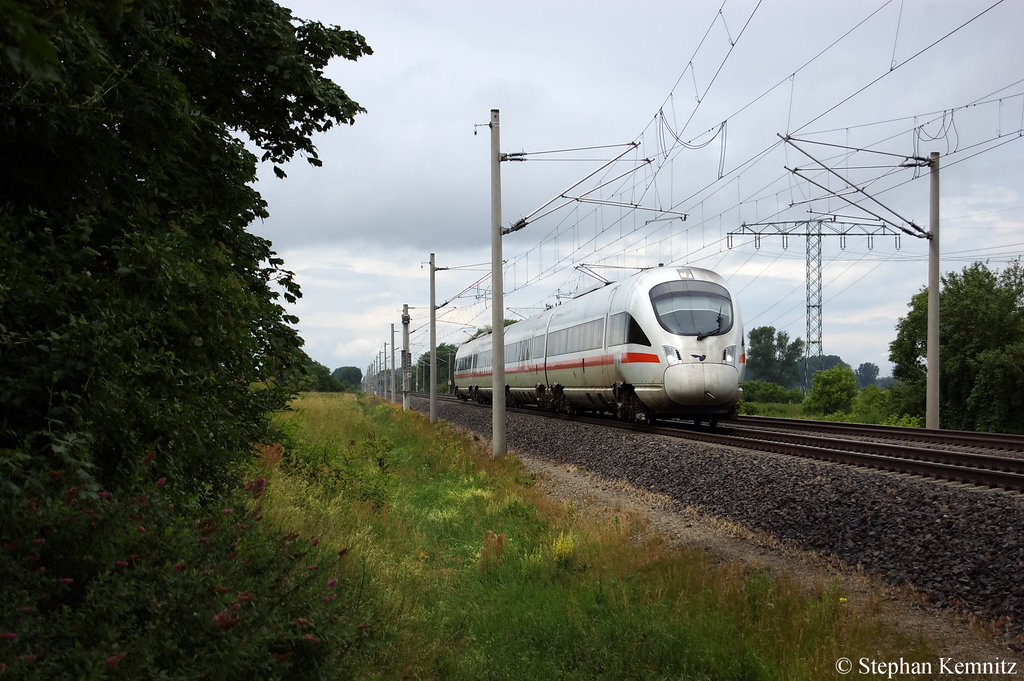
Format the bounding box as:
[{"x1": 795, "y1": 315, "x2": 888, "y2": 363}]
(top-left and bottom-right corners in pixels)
[{"x1": 246, "y1": 392, "x2": 936, "y2": 679}]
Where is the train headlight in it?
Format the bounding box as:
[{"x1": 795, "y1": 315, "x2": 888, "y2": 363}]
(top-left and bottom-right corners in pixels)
[
  {"x1": 723, "y1": 345, "x2": 738, "y2": 366},
  {"x1": 662, "y1": 344, "x2": 681, "y2": 366}
]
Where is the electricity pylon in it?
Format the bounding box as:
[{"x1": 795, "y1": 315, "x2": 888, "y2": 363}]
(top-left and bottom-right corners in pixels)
[{"x1": 728, "y1": 219, "x2": 901, "y2": 388}]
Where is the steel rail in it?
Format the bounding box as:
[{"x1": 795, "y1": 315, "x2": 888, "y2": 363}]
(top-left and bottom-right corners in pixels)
[{"x1": 735, "y1": 415, "x2": 1024, "y2": 452}]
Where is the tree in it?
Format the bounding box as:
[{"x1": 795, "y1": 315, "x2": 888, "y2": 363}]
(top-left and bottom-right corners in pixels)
[
  {"x1": 889, "y1": 260, "x2": 1024, "y2": 432},
  {"x1": 414, "y1": 343, "x2": 459, "y2": 392},
  {"x1": 306, "y1": 359, "x2": 344, "y2": 392},
  {"x1": 0, "y1": 0, "x2": 371, "y2": 491},
  {"x1": 854, "y1": 362, "x2": 880, "y2": 389},
  {"x1": 332, "y1": 366, "x2": 363, "y2": 391},
  {"x1": 806, "y1": 354, "x2": 848, "y2": 374},
  {"x1": 466, "y1": 319, "x2": 520, "y2": 342},
  {"x1": 745, "y1": 326, "x2": 805, "y2": 388},
  {"x1": 804, "y1": 365, "x2": 858, "y2": 416}
]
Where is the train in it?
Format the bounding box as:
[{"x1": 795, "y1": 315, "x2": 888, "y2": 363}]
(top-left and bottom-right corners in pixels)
[{"x1": 454, "y1": 265, "x2": 746, "y2": 426}]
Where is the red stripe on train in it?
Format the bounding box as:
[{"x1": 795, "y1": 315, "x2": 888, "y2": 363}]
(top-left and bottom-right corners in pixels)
[{"x1": 455, "y1": 351, "x2": 662, "y2": 379}]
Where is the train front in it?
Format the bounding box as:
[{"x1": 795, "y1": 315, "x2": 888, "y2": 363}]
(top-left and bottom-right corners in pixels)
[{"x1": 645, "y1": 270, "x2": 745, "y2": 417}]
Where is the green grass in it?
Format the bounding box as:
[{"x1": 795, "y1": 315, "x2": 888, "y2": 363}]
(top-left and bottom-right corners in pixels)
[{"x1": 249, "y1": 393, "x2": 935, "y2": 679}]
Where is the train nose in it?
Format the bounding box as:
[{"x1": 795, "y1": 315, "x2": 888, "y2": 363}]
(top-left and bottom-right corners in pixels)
[{"x1": 663, "y1": 362, "x2": 740, "y2": 407}]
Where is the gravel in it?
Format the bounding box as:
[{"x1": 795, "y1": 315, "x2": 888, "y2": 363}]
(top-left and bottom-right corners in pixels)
[{"x1": 414, "y1": 397, "x2": 1024, "y2": 645}]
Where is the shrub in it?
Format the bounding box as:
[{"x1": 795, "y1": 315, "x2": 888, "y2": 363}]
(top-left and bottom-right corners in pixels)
[
  {"x1": 851, "y1": 384, "x2": 891, "y2": 424},
  {"x1": 741, "y1": 380, "x2": 804, "y2": 404},
  {"x1": 0, "y1": 460, "x2": 370, "y2": 678},
  {"x1": 803, "y1": 365, "x2": 858, "y2": 416}
]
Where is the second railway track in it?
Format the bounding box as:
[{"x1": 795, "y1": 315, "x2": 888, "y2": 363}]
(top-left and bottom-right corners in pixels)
[{"x1": 423, "y1": 393, "x2": 1024, "y2": 492}]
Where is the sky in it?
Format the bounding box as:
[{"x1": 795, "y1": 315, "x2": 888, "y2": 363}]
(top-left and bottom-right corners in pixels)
[{"x1": 247, "y1": 0, "x2": 1024, "y2": 379}]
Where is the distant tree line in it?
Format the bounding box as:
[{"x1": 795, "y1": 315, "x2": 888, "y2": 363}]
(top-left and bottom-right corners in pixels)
[
  {"x1": 740, "y1": 258, "x2": 1024, "y2": 433},
  {"x1": 304, "y1": 358, "x2": 362, "y2": 392}
]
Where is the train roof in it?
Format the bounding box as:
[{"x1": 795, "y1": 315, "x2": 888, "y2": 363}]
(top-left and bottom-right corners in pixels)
[{"x1": 456, "y1": 265, "x2": 733, "y2": 352}]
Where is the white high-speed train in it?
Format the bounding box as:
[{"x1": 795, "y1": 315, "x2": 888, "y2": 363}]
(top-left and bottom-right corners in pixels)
[{"x1": 454, "y1": 266, "x2": 745, "y2": 425}]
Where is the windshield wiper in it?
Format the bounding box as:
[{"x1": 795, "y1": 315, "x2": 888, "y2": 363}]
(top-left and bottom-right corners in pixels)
[{"x1": 696, "y1": 308, "x2": 724, "y2": 341}]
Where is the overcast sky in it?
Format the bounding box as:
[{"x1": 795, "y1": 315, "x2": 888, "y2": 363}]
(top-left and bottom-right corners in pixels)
[{"x1": 248, "y1": 0, "x2": 1024, "y2": 378}]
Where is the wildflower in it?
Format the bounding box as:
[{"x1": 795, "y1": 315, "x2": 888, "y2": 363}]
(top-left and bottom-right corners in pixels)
[
  {"x1": 303, "y1": 634, "x2": 319, "y2": 642},
  {"x1": 61, "y1": 578, "x2": 73, "y2": 584},
  {"x1": 46, "y1": 470, "x2": 65, "y2": 480},
  {"x1": 356, "y1": 623, "x2": 368, "y2": 631},
  {"x1": 202, "y1": 525, "x2": 219, "y2": 536},
  {"x1": 1, "y1": 633, "x2": 17, "y2": 640},
  {"x1": 306, "y1": 565, "x2": 318, "y2": 571},
  {"x1": 156, "y1": 477, "x2": 166, "y2": 487},
  {"x1": 64, "y1": 485, "x2": 85, "y2": 502},
  {"x1": 243, "y1": 478, "x2": 266, "y2": 500},
  {"x1": 174, "y1": 562, "x2": 185, "y2": 572},
  {"x1": 200, "y1": 537, "x2": 209, "y2": 545},
  {"x1": 272, "y1": 651, "x2": 293, "y2": 663},
  {"x1": 212, "y1": 610, "x2": 239, "y2": 630},
  {"x1": 150, "y1": 599, "x2": 159, "y2": 607},
  {"x1": 237, "y1": 590, "x2": 253, "y2": 603},
  {"x1": 337, "y1": 548, "x2": 349, "y2": 557},
  {"x1": 221, "y1": 508, "x2": 232, "y2": 515},
  {"x1": 137, "y1": 526, "x2": 146, "y2": 534},
  {"x1": 296, "y1": 618, "x2": 310, "y2": 625},
  {"x1": 115, "y1": 561, "x2": 129, "y2": 568},
  {"x1": 142, "y1": 451, "x2": 156, "y2": 465},
  {"x1": 225, "y1": 550, "x2": 239, "y2": 561},
  {"x1": 215, "y1": 586, "x2": 232, "y2": 594},
  {"x1": 106, "y1": 653, "x2": 124, "y2": 667},
  {"x1": 327, "y1": 578, "x2": 338, "y2": 588},
  {"x1": 311, "y1": 538, "x2": 320, "y2": 547},
  {"x1": 231, "y1": 603, "x2": 241, "y2": 612},
  {"x1": 99, "y1": 492, "x2": 110, "y2": 499},
  {"x1": 137, "y1": 496, "x2": 149, "y2": 507}
]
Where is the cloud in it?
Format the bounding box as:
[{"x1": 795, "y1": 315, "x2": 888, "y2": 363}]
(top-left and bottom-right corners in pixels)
[{"x1": 247, "y1": 0, "x2": 1024, "y2": 377}]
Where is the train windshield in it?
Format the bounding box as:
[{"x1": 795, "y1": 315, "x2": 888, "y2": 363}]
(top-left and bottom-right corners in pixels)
[{"x1": 649, "y1": 280, "x2": 734, "y2": 337}]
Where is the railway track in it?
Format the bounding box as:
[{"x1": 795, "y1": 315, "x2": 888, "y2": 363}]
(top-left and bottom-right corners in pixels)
[{"x1": 417, "y1": 393, "x2": 1024, "y2": 492}]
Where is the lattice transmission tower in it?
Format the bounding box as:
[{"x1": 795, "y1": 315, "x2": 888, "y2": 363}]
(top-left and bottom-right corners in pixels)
[{"x1": 728, "y1": 219, "x2": 901, "y2": 388}]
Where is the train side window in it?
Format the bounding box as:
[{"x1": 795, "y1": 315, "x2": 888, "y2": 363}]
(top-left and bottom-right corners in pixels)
[
  {"x1": 607, "y1": 312, "x2": 651, "y2": 347},
  {"x1": 504, "y1": 340, "x2": 531, "y2": 363},
  {"x1": 533, "y1": 334, "x2": 546, "y2": 360}
]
